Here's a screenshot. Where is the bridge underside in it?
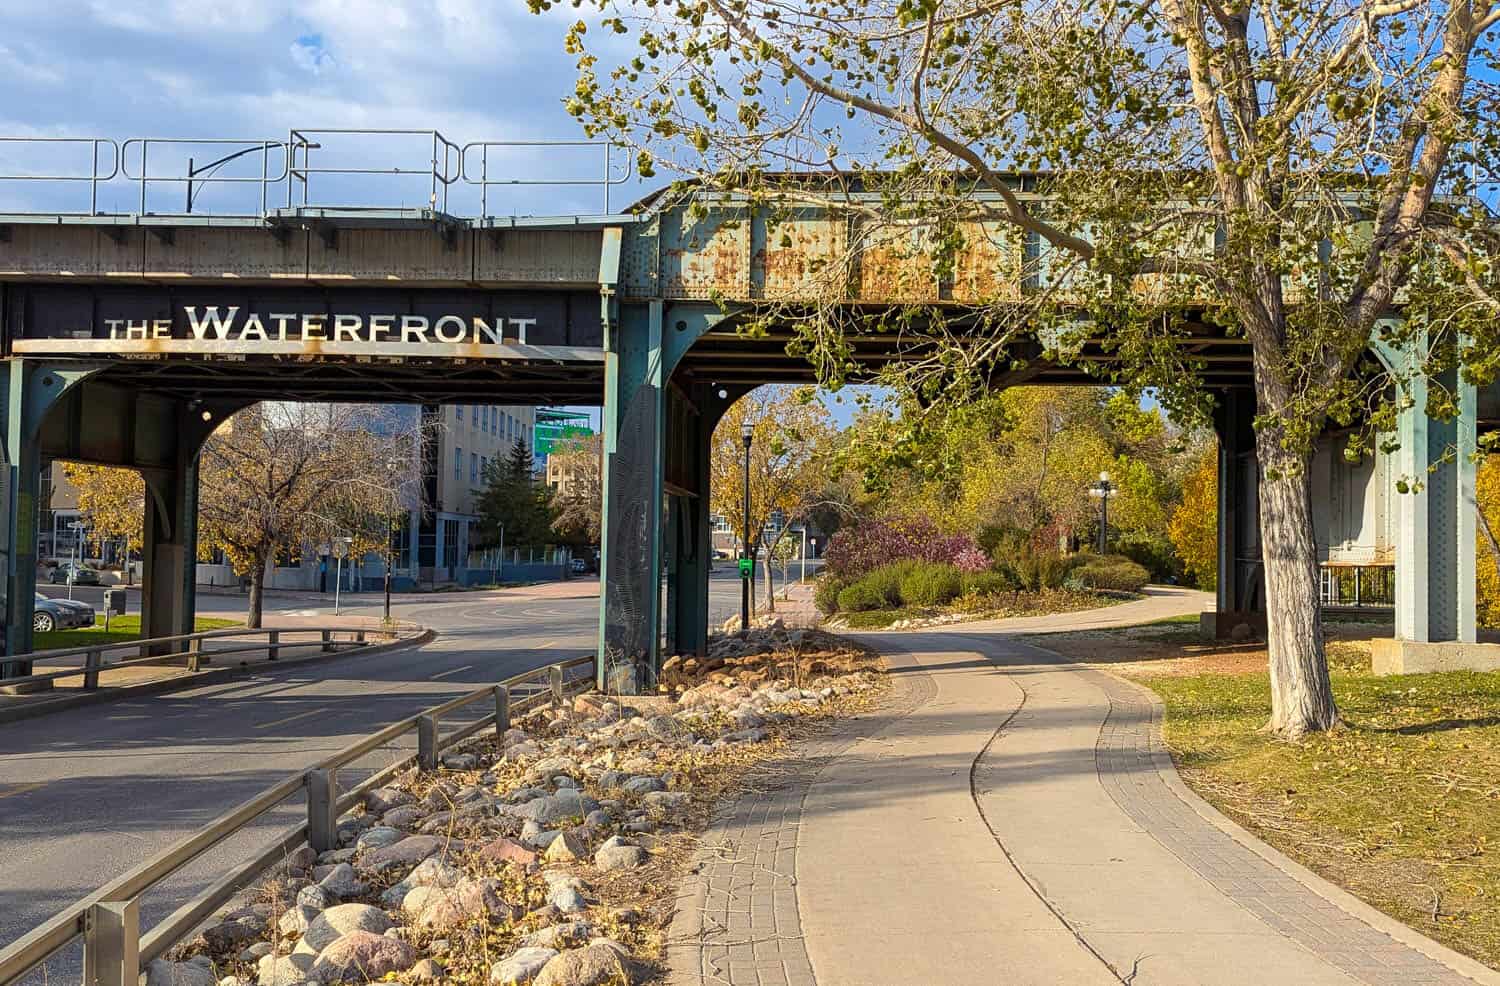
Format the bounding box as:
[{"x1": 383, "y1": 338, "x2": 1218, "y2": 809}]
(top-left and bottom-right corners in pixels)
[{"x1": 0, "y1": 206, "x2": 1490, "y2": 682}]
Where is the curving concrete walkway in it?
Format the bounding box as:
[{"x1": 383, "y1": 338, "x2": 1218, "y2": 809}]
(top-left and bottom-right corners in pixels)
[{"x1": 669, "y1": 588, "x2": 1500, "y2": 986}]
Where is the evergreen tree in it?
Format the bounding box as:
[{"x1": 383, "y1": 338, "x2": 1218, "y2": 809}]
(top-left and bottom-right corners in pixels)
[{"x1": 475, "y1": 439, "x2": 555, "y2": 549}]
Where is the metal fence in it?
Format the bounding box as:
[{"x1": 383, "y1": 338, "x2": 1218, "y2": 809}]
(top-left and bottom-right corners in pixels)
[
  {"x1": 0, "y1": 130, "x2": 632, "y2": 218},
  {"x1": 0, "y1": 625, "x2": 379, "y2": 694},
  {"x1": 0, "y1": 653, "x2": 594, "y2": 986}
]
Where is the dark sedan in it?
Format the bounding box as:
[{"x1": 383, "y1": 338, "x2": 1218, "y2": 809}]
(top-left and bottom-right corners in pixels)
[
  {"x1": 33, "y1": 592, "x2": 95, "y2": 633},
  {"x1": 48, "y1": 564, "x2": 102, "y2": 586}
]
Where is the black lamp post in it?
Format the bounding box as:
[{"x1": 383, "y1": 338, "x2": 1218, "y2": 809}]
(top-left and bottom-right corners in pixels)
[
  {"x1": 1091, "y1": 471, "x2": 1115, "y2": 554},
  {"x1": 741, "y1": 420, "x2": 754, "y2": 636},
  {"x1": 384, "y1": 457, "x2": 400, "y2": 624}
]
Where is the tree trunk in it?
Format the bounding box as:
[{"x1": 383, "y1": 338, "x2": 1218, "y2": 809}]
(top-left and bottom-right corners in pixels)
[
  {"x1": 1254, "y1": 433, "x2": 1339, "y2": 737},
  {"x1": 763, "y1": 531, "x2": 786, "y2": 613},
  {"x1": 246, "y1": 557, "x2": 266, "y2": 630}
]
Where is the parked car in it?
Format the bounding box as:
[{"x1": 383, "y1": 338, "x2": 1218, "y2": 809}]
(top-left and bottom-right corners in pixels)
[
  {"x1": 33, "y1": 592, "x2": 95, "y2": 633},
  {"x1": 570, "y1": 557, "x2": 588, "y2": 574},
  {"x1": 49, "y1": 563, "x2": 101, "y2": 586}
]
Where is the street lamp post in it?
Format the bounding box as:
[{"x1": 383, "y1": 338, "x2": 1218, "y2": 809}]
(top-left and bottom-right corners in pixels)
[
  {"x1": 740, "y1": 421, "x2": 753, "y2": 637},
  {"x1": 1089, "y1": 471, "x2": 1117, "y2": 554},
  {"x1": 66, "y1": 520, "x2": 86, "y2": 601}
]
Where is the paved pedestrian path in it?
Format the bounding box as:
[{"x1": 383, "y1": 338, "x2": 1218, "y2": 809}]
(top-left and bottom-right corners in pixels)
[{"x1": 669, "y1": 588, "x2": 1500, "y2": 986}]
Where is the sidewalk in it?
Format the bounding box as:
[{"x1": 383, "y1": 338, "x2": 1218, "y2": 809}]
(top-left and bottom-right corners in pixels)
[{"x1": 669, "y1": 588, "x2": 1498, "y2": 986}]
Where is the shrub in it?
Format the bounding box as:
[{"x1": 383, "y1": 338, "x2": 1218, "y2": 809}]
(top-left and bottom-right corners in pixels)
[
  {"x1": 836, "y1": 581, "x2": 887, "y2": 612},
  {"x1": 824, "y1": 516, "x2": 990, "y2": 580},
  {"x1": 1072, "y1": 556, "x2": 1150, "y2": 593},
  {"x1": 861, "y1": 559, "x2": 920, "y2": 607},
  {"x1": 899, "y1": 563, "x2": 965, "y2": 607},
  {"x1": 1004, "y1": 547, "x2": 1070, "y2": 591},
  {"x1": 961, "y1": 570, "x2": 1013, "y2": 597},
  {"x1": 814, "y1": 575, "x2": 847, "y2": 615}
]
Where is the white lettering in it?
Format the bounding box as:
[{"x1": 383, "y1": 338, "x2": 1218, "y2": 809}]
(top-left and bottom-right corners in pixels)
[
  {"x1": 472, "y1": 316, "x2": 502, "y2": 345},
  {"x1": 124, "y1": 320, "x2": 151, "y2": 340},
  {"x1": 184, "y1": 306, "x2": 239, "y2": 340},
  {"x1": 240, "y1": 313, "x2": 268, "y2": 341},
  {"x1": 400, "y1": 315, "x2": 431, "y2": 343},
  {"x1": 270, "y1": 314, "x2": 296, "y2": 341},
  {"x1": 333, "y1": 314, "x2": 362, "y2": 341},
  {"x1": 433, "y1": 315, "x2": 466, "y2": 343},
  {"x1": 152, "y1": 319, "x2": 172, "y2": 338},
  {"x1": 301, "y1": 314, "x2": 326, "y2": 341},
  {"x1": 105, "y1": 319, "x2": 125, "y2": 339},
  {"x1": 368, "y1": 315, "x2": 394, "y2": 341},
  {"x1": 508, "y1": 317, "x2": 535, "y2": 345}
]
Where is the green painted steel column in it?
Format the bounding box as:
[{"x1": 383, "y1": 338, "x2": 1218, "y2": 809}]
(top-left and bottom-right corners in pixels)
[
  {"x1": 1208, "y1": 388, "x2": 1264, "y2": 637},
  {"x1": 1, "y1": 363, "x2": 43, "y2": 673},
  {"x1": 140, "y1": 456, "x2": 201, "y2": 648},
  {"x1": 1, "y1": 360, "x2": 104, "y2": 673},
  {"x1": 597, "y1": 300, "x2": 666, "y2": 692}
]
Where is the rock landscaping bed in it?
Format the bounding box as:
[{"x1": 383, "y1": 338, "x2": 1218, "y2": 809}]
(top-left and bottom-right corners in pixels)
[{"x1": 150, "y1": 624, "x2": 884, "y2": 986}]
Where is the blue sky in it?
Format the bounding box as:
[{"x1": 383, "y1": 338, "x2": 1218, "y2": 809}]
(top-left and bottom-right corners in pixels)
[{"x1": 0, "y1": 2, "x2": 657, "y2": 216}]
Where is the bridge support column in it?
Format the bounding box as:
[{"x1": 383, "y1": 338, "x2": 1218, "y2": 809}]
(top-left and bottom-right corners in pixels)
[
  {"x1": 1, "y1": 361, "x2": 105, "y2": 675},
  {"x1": 664, "y1": 381, "x2": 725, "y2": 660},
  {"x1": 140, "y1": 450, "x2": 200, "y2": 649},
  {"x1": 1203, "y1": 388, "x2": 1265, "y2": 639},
  {"x1": 1372, "y1": 359, "x2": 1488, "y2": 672},
  {"x1": 598, "y1": 301, "x2": 666, "y2": 693}
]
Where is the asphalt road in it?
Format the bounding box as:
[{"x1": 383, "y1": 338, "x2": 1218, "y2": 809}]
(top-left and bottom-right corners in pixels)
[{"x1": 4, "y1": 568, "x2": 759, "y2": 978}]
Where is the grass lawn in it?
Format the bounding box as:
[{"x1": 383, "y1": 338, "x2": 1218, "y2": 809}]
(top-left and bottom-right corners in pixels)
[
  {"x1": 35, "y1": 615, "x2": 242, "y2": 651},
  {"x1": 1038, "y1": 622, "x2": 1500, "y2": 968}
]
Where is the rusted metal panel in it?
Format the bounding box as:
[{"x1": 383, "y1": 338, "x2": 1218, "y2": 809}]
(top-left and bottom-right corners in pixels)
[
  {"x1": 475, "y1": 229, "x2": 602, "y2": 285},
  {"x1": 950, "y1": 221, "x2": 1024, "y2": 303},
  {"x1": 619, "y1": 219, "x2": 660, "y2": 300},
  {"x1": 307, "y1": 227, "x2": 472, "y2": 283},
  {"x1": 750, "y1": 209, "x2": 847, "y2": 301},
  {"x1": 0, "y1": 225, "x2": 141, "y2": 278},
  {"x1": 144, "y1": 227, "x2": 306, "y2": 281},
  {"x1": 660, "y1": 207, "x2": 749, "y2": 300},
  {"x1": 854, "y1": 220, "x2": 938, "y2": 303}
]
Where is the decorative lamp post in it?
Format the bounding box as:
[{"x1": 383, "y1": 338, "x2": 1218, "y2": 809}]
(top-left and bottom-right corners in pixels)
[
  {"x1": 741, "y1": 421, "x2": 754, "y2": 636},
  {"x1": 1089, "y1": 471, "x2": 1117, "y2": 554}
]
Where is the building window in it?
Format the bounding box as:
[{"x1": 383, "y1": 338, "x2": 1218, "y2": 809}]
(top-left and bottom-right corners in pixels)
[
  {"x1": 470, "y1": 452, "x2": 478, "y2": 484},
  {"x1": 454, "y1": 447, "x2": 462, "y2": 482},
  {"x1": 482, "y1": 405, "x2": 489, "y2": 433},
  {"x1": 455, "y1": 405, "x2": 463, "y2": 421}
]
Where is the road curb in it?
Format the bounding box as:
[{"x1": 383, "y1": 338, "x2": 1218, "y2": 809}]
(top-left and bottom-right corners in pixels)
[{"x1": 0, "y1": 626, "x2": 437, "y2": 726}]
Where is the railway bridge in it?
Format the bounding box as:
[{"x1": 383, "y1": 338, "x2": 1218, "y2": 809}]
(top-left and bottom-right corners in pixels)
[{"x1": 0, "y1": 131, "x2": 1493, "y2": 684}]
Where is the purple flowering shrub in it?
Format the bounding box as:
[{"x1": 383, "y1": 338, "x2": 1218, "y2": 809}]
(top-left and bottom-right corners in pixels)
[{"x1": 824, "y1": 516, "x2": 990, "y2": 580}]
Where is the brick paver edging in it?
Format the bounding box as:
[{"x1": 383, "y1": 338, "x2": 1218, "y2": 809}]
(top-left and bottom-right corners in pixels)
[
  {"x1": 1086, "y1": 666, "x2": 1500, "y2": 986},
  {"x1": 666, "y1": 662, "x2": 938, "y2": 986}
]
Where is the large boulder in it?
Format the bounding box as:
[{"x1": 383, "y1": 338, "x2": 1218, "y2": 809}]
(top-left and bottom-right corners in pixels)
[
  {"x1": 534, "y1": 941, "x2": 635, "y2": 986},
  {"x1": 478, "y1": 837, "x2": 538, "y2": 867},
  {"x1": 594, "y1": 838, "x2": 648, "y2": 872},
  {"x1": 361, "y1": 835, "x2": 451, "y2": 873},
  {"x1": 353, "y1": 825, "x2": 404, "y2": 851},
  {"x1": 364, "y1": 787, "x2": 415, "y2": 814},
  {"x1": 308, "y1": 929, "x2": 416, "y2": 984},
  {"x1": 316, "y1": 862, "x2": 366, "y2": 899},
  {"x1": 256, "y1": 951, "x2": 315, "y2": 986},
  {"x1": 301, "y1": 903, "x2": 392, "y2": 953},
  {"x1": 142, "y1": 957, "x2": 216, "y2": 986},
  {"x1": 491, "y1": 947, "x2": 558, "y2": 985}
]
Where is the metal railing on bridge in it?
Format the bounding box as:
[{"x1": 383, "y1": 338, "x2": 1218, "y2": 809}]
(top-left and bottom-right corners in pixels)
[
  {"x1": 0, "y1": 653, "x2": 596, "y2": 986},
  {"x1": 0, "y1": 130, "x2": 634, "y2": 219},
  {"x1": 0, "y1": 625, "x2": 385, "y2": 695}
]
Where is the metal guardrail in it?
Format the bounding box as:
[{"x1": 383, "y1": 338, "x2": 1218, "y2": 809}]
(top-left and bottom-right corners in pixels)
[
  {"x1": 0, "y1": 653, "x2": 596, "y2": 986},
  {"x1": 0, "y1": 130, "x2": 633, "y2": 218},
  {"x1": 0, "y1": 626, "x2": 377, "y2": 693},
  {"x1": 461, "y1": 139, "x2": 633, "y2": 215},
  {"x1": 288, "y1": 129, "x2": 460, "y2": 213}
]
